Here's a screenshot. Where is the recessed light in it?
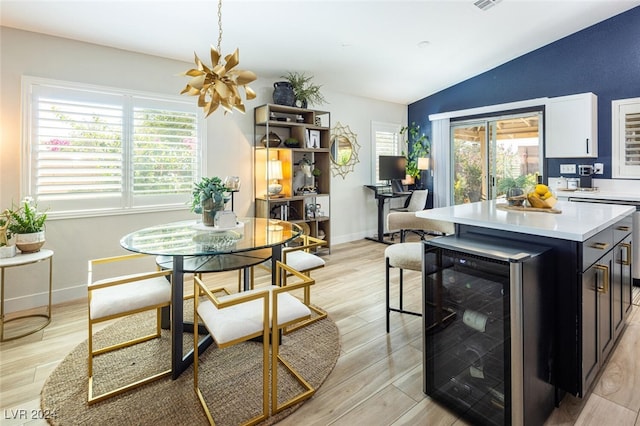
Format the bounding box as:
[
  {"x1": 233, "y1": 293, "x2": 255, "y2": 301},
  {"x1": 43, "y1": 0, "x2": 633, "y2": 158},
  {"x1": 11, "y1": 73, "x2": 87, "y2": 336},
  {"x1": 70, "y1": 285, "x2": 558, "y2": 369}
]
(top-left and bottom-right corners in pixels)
[{"x1": 417, "y1": 41, "x2": 430, "y2": 49}]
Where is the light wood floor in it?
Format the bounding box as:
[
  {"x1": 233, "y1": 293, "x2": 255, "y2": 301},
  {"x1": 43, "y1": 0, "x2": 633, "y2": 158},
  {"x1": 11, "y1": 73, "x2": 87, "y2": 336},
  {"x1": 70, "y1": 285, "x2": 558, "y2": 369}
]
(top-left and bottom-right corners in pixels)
[{"x1": 1, "y1": 239, "x2": 639, "y2": 425}]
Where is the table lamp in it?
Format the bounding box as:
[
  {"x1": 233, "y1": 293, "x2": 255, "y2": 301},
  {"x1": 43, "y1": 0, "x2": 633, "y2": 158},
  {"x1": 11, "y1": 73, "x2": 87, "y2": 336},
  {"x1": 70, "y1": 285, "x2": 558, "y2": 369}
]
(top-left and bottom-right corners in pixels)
[
  {"x1": 267, "y1": 159, "x2": 283, "y2": 196},
  {"x1": 417, "y1": 157, "x2": 430, "y2": 189}
]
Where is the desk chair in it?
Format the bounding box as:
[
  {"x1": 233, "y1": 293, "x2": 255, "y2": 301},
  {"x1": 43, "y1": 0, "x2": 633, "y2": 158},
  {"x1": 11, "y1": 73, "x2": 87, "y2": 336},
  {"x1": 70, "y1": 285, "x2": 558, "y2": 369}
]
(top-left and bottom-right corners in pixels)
[
  {"x1": 87, "y1": 253, "x2": 173, "y2": 404},
  {"x1": 391, "y1": 189, "x2": 428, "y2": 212},
  {"x1": 193, "y1": 261, "x2": 315, "y2": 424}
]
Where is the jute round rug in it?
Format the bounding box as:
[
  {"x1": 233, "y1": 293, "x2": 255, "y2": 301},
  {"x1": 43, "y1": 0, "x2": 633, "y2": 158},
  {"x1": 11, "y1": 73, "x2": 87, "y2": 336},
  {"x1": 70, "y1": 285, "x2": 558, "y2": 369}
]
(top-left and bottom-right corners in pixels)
[{"x1": 41, "y1": 307, "x2": 339, "y2": 425}]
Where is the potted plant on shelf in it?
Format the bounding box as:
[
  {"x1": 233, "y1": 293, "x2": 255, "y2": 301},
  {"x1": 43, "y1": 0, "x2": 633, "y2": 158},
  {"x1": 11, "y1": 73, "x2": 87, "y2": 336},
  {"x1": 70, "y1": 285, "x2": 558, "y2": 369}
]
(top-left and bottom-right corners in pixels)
[
  {"x1": 7, "y1": 197, "x2": 47, "y2": 253},
  {"x1": 401, "y1": 122, "x2": 430, "y2": 182},
  {"x1": 190, "y1": 176, "x2": 231, "y2": 226},
  {"x1": 281, "y1": 71, "x2": 327, "y2": 108}
]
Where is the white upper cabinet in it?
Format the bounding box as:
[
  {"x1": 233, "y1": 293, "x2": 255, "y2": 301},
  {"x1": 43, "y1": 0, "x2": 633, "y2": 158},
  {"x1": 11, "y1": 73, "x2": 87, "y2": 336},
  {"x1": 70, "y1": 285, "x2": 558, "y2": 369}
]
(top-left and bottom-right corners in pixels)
[
  {"x1": 546, "y1": 93, "x2": 598, "y2": 158},
  {"x1": 612, "y1": 97, "x2": 640, "y2": 178}
]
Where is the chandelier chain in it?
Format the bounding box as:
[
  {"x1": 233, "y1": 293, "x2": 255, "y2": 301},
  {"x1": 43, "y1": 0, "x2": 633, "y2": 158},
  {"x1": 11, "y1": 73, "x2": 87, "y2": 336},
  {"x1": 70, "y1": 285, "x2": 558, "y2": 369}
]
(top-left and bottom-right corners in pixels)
[{"x1": 217, "y1": 0, "x2": 223, "y2": 54}]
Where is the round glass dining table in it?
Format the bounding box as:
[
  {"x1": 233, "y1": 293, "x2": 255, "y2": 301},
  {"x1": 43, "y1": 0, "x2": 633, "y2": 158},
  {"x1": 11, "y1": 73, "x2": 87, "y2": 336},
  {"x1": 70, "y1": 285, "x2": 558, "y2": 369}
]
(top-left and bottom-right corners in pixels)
[{"x1": 120, "y1": 217, "x2": 301, "y2": 379}]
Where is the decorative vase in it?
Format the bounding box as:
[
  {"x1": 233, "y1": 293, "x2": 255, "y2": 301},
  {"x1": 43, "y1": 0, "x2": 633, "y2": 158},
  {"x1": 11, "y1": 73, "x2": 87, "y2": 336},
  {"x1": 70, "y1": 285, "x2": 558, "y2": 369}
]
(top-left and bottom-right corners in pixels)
[
  {"x1": 261, "y1": 132, "x2": 282, "y2": 147},
  {"x1": 0, "y1": 245, "x2": 16, "y2": 258},
  {"x1": 201, "y1": 199, "x2": 226, "y2": 226},
  {"x1": 15, "y1": 231, "x2": 45, "y2": 253},
  {"x1": 272, "y1": 82, "x2": 295, "y2": 106}
]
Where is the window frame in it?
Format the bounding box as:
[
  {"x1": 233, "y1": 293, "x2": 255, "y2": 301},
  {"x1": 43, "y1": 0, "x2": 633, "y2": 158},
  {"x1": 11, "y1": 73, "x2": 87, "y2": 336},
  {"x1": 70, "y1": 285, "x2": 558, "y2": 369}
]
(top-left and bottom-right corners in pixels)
[
  {"x1": 612, "y1": 97, "x2": 640, "y2": 178},
  {"x1": 21, "y1": 76, "x2": 206, "y2": 219},
  {"x1": 371, "y1": 121, "x2": 402, "y2": 184}
]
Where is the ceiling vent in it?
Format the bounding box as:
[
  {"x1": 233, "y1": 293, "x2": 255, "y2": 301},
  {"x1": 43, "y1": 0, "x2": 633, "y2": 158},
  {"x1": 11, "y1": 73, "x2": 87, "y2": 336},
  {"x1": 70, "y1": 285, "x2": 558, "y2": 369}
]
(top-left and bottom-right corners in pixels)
[{"x1": 474, "y1": 0, "x2": 502, "y2": 11}]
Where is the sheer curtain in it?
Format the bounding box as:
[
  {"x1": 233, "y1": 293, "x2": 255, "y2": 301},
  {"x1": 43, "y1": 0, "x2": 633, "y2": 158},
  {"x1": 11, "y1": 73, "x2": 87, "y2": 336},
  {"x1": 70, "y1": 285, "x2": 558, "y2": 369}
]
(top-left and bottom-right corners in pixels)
[{"x1": 431, "y1": 117, "x2": 450, "y2": 208}]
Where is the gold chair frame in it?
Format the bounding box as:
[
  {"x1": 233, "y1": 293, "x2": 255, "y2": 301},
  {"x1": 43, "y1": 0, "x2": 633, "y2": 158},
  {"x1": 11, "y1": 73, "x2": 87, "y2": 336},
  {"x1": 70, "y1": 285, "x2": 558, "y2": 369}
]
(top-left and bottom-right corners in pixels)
[
  {"x1": 87, "y1": 253, "x2": 173, "y2": 404},
  {"x1": 281, "y1": 234, "x2": 328, "y2": 332},
  {"x1": 193, "y1": 261, "x2": 316, "y2": 424}
]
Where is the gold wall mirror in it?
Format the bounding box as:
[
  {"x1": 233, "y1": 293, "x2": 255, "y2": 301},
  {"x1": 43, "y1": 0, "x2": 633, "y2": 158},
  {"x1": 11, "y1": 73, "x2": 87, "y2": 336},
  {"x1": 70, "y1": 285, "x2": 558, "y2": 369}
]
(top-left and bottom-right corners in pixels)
[{"x1": 330, "y1": 122, "x2": 359, "y2": 179}]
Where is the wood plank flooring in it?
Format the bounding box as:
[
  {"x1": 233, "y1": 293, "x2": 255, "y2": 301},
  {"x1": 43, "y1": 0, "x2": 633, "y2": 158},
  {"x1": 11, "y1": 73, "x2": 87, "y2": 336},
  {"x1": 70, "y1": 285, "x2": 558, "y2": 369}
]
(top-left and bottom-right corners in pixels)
[{"x1": 1, "y1": 239, "x2": 639, "y2": 425}]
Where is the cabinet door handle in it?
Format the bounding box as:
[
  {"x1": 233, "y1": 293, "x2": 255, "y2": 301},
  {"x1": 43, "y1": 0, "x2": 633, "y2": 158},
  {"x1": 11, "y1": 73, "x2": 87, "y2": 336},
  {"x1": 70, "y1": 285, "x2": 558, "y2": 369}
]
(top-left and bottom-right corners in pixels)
[
  {"x1": 621, "y1": 242, "x2": 631, "y2": 266},
  {"x1": 616, "y1": 226, "x2": 631, "y2": 232},
  {"x1": 586, "y1": 138, "x2": 589, "y2": 154},
  {"x1": 590, "y1": 242, "x2": 609, "y2": 250},
  {"x1": 595, "y1": 264, "x2": 609, "y2": 294}
]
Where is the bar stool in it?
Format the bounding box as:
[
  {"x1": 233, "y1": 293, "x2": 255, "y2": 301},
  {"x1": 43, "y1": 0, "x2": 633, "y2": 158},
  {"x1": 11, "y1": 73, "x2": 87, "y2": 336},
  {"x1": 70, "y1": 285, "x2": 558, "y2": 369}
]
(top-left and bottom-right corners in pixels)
[{"x1": 385, "y1": 242, "x2": 423, "y2": 332}]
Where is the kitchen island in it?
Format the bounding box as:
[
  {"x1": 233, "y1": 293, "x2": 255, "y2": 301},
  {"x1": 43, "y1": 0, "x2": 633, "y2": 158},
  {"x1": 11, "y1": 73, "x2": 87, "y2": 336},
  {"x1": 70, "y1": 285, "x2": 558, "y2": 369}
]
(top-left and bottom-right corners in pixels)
[{"x1": 417, "y1": 200, "x2": 635, "y2": 424}]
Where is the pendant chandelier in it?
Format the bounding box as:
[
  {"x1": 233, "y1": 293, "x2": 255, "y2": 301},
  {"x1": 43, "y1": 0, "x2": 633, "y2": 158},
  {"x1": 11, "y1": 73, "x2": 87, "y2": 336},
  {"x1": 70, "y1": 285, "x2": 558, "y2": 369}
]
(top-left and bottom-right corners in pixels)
[{"x1": 180, "y1": 0, "x2": 257, "y2": 117}]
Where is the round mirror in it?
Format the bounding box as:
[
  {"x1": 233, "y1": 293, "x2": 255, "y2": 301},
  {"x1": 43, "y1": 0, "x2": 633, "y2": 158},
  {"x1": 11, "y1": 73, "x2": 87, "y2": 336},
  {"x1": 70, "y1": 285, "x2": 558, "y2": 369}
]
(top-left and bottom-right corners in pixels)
[
  {"x1": 330, "y1": 122, "x2": 360, "y2": 179},
  {"x1": 331, "y1": 135, "x2": 353, "y2": 166}
]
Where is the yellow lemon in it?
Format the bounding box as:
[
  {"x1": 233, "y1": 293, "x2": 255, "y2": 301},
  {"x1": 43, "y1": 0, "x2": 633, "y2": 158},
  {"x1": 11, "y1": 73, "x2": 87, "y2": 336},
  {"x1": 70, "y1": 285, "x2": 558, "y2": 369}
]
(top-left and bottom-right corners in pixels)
[
  {"x1": 542, "y1": 191, "x2": 553, "y2": 200},
  {"x1": 535, "y1": 184, "x2": 548, "y2": 195}
]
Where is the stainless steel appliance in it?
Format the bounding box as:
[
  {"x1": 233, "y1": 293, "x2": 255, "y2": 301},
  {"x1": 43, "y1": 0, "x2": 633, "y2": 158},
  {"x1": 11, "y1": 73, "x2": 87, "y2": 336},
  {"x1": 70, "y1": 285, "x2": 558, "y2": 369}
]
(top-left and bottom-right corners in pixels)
[
  {"x1": 422, "y1": 235, "x2": 554, "y2": 426},
  {"x1": 568, "y1": 197, "x2": 640, "y2": 284}
]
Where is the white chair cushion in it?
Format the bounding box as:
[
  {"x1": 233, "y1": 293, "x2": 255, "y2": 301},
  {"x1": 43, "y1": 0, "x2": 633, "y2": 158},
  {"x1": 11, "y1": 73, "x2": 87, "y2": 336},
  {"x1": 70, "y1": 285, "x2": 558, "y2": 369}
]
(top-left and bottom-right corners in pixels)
[
  {"x1": 385, "y1": 242, "x2": 423, "y2": 271},
  {"x1": 285, "y1": 251, "x2": 325, "y2": 272},
  {"x1": 197, "y1": 285, "x2": 311, "y2": 345},
  {"x1": 90, "y1": 275, "x2": 171, "y2": 320}
]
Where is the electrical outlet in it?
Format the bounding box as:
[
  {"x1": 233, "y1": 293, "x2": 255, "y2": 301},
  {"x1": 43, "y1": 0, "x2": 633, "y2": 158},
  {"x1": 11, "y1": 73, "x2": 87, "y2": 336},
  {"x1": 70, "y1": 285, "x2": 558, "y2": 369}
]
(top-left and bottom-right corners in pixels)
[
  {"x1": 593, "y1": 163, "x2": 604, "y2": 175},
  {"x1": 560, "y1": 164, "x2": 576, "y2": 174}
]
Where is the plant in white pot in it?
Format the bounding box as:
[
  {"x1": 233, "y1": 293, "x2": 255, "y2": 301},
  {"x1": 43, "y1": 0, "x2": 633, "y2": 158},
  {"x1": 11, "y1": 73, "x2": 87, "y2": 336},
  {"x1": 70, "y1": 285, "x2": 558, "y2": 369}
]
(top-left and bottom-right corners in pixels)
[
  {"x1": 190, "y1": 177, "x2": 231, "y2": 226},
  {"x1": 8, "y1": 197, "x2": 47, "y2": 253}
]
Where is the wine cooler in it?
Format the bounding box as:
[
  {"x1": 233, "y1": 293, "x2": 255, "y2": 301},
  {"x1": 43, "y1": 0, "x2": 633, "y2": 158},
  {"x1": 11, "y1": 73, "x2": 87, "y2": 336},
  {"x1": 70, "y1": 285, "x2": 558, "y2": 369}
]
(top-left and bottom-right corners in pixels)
[{"x1": 422, "y1": 234, "x2": 555, "y2": 426}]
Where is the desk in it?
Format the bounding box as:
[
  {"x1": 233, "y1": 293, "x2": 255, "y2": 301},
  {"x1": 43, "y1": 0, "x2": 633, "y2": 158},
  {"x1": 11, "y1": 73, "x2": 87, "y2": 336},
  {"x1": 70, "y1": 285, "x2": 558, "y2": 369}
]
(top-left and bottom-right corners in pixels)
[
  {"x1": 1, "y1": 249, "x2": 53, "y2": 341},
  {"x1": 120, "y1": 218, "x2": 299, "y2": 379},
  {"x1": 364, "y1": 185, "x2": 411, "y2": 244}
]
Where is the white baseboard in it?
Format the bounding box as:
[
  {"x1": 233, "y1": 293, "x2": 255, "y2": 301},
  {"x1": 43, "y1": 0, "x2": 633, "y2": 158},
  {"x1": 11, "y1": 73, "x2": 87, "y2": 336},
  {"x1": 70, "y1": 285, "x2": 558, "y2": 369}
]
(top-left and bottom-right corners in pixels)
[{"x1": 3, "y1": 283, "x2": 86, "y2": 315}]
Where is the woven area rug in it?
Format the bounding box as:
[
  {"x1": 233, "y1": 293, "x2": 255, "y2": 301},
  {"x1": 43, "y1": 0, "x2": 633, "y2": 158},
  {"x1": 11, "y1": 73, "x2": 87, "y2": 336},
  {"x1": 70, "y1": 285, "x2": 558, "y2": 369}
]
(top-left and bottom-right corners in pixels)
[{"x1": 40, "y1": 305, "x2": 340, "y2": 425}]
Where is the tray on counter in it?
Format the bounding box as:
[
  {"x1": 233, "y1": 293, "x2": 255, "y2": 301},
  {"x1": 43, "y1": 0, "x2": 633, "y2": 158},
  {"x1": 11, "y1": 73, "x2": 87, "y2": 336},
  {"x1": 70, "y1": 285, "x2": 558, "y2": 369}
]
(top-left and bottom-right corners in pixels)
[{"x1": 497, "y1": 204, "x2": 562, "y2": 214}]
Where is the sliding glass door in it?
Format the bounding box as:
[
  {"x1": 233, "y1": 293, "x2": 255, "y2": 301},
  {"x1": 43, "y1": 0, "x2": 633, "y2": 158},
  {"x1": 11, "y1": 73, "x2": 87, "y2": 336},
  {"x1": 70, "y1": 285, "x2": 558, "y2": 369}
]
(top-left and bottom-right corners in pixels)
[{"x1": 450, "y1": 112, "x2": 542, "y2": 205}]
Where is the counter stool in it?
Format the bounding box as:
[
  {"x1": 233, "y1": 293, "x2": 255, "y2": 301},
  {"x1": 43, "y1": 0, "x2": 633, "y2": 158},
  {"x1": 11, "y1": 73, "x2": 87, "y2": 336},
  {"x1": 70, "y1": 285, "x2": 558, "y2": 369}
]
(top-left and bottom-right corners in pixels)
[{"x1": 385, "y1": 242, "x2": 423, "y2": 332}]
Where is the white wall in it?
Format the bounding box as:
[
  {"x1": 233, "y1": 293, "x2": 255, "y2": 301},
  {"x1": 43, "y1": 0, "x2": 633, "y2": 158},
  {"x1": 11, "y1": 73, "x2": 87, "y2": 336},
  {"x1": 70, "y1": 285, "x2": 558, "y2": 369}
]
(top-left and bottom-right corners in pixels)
[{"x1": 0, "y1": 27, "x2": 406, "y2": 312}]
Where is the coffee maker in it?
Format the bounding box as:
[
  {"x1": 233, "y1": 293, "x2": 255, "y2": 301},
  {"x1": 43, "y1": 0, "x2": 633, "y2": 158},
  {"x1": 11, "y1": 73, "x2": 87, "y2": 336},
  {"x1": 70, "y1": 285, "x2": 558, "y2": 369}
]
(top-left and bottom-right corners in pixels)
[{"x1": 578, "y1": 165, "x2": 593, "y2": 189}]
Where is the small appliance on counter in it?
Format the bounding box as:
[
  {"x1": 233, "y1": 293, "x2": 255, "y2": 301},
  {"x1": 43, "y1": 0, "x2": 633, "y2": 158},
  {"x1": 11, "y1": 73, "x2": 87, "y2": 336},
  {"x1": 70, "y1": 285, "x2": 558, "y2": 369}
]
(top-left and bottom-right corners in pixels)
[{"x1": 578, "y1": 165, "x2": 594, "y2": 189}]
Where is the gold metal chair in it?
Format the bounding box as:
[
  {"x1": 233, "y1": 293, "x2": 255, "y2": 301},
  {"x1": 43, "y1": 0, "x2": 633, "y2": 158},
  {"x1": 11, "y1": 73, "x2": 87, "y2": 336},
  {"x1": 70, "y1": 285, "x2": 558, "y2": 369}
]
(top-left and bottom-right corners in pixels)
[
  {"x1": 193, "y1": 261, "x2": 315, "y2": 424},
  {"x1": 87, "y1": 253, "x2": 173, "y2": 404},
  {"x1": 280, "y1": 234, "x2": 328, "y2": 332}
]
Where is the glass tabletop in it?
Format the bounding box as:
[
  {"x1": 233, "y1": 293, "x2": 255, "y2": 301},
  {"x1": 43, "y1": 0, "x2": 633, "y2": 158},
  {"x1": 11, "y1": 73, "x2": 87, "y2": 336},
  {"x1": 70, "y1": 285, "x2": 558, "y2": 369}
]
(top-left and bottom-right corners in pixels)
[{"x1": 120, "y1": 217, "x2": 300, "y2": 256}]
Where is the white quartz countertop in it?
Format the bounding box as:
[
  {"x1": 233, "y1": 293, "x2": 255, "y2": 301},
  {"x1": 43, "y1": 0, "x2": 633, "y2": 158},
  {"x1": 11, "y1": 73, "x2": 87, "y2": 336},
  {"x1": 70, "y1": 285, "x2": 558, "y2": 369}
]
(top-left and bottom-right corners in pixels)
[
  {"x1": 416, "y1": 200, "x2": 635, "y2": 241},
  {"x1": 555, "y1": 189, "x2": 640, "y2": 203}
]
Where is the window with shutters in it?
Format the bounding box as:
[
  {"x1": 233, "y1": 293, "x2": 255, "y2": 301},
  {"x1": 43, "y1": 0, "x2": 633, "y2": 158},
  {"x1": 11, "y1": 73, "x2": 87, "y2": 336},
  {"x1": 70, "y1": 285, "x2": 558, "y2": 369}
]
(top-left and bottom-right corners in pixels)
[
  {"x1": 612, "y1": 97, "x2": 640, "y2": 178},
  {"x1": 22, "y1": 77, "x2": 204, "y2": 217},
  {"x1": 371, "y1": 121, "x2": 401, "y2": 184}
]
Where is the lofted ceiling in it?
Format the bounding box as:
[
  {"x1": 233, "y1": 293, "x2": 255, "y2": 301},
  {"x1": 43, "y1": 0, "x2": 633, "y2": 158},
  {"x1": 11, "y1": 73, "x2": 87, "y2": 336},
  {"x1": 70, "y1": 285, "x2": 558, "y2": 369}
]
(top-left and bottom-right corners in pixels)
[{"x1": 1, "y1": 0, "x2": 639, "y2": 105}]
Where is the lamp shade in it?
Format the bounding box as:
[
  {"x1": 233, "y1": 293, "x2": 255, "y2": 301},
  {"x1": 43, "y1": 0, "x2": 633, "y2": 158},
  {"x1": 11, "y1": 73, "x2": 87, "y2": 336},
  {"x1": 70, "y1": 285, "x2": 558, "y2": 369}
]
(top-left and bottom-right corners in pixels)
[
  {"x1": 267, "y1": 160, "x2": 283, "y2": 180},
  {"x1": 417, "y1": 157, "x2": 430, "y2": 170}
]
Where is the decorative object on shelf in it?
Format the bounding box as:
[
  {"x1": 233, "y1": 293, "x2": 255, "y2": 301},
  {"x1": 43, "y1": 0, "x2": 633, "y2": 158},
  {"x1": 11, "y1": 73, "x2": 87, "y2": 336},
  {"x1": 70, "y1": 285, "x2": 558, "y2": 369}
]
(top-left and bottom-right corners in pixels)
[
  {"x1": 296, "y1": 115, "x2": 304, "y2": 123},
  {"x1": 307, "y1": 129, "x2": 320, "y2": 148},
  {"x1": 284, "y1": 137, "x2": 300, "y2": 148},
  {"x1": 260, "y1": 131, "x2": 282, "y2": 147},
  {"x1": 272, "y1": 81, "x2": 296, "y2": 106},
  {"x1": 190, "y1": 176, "x2": 231, "y2": 226},
  {"x1": 180, "y1": 0, "x2": 256, "y2": 117},
  {"x1": 7, "y1": 197, "x2": 47, "y2": 253},
  {"x1": 0, "y1": 210, "x2": 16, "y2": 258},
  {"x1": 330, "y1": 122, "x2": 360, "y2": 179},
  {"x1": 281, "y1": 72, "x2": 327, "y2": 108},
  {"x1": 267, "y1": 160, "x2": 284, "y2": 196},
  {"x1": 296, "y1": 155, "x2": 317, "y2": 195}
]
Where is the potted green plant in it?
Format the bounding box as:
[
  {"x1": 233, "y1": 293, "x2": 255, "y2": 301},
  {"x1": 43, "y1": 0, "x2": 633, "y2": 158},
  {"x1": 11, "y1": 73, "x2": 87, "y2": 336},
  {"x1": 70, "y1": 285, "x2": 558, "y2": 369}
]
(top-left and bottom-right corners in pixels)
[
  {"x1": 281, "y1": 72, "x2": 327, "y2": 108},
  {"x1": 7, "y1": 197, "x2": 47, "y2": 253},
  {"x1": 190, "y1": 177, "x2": 231, "y2": 226},
  {"x1": 401, "y1": 122, "x2": 430, "y2": 179}
]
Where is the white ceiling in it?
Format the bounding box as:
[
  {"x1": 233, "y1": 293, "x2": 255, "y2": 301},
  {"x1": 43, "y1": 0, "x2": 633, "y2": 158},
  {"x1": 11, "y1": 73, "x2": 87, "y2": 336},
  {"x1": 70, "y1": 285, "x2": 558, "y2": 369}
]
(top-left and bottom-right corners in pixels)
[{"x1": 2, "y1": 0, "x2": 639, "y2": 105}]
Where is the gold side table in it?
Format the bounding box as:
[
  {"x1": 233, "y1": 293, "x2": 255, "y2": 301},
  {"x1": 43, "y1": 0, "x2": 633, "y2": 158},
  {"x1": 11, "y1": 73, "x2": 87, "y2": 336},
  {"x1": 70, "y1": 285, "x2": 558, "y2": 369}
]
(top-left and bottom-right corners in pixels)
[{"x1": 1, "y1": 249, "x2": 53, "y2": 341}]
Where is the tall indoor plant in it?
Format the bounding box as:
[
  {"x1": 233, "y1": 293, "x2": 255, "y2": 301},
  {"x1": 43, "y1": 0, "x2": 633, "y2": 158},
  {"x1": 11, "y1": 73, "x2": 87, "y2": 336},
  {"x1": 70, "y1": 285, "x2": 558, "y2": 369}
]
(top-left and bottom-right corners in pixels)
[
  {"x1": 401, "y1": 122, "x2": 430, "y2": 180},
  {"x1": 190, "y1": 176, "x2": 231, "y2": 226},
  {"x1": 8, "y1": 197, "x2": 48, "y2": 253}
]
